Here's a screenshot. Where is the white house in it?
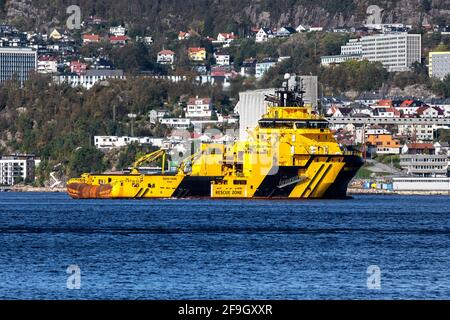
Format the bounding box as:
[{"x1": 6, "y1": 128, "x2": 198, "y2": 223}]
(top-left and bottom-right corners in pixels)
[
  {"x1": 186, "y1": 96, "x2": 213, "y2": 118},
  {"x1": 149, "y1": 109, "x2": 170, "y2": 124},
  {"x1": 109, "y1": 25, "x2": 127, "y2": 36},
  {"x1": 255, "y1": 28, "x2": 274, "y2": 43},
  {"x1": 276, "y1": 27, "x2": 297, "y2": 37},
  {"x1": 296, "y1": 25, "x2": 310, "y2": 32},
  {"x1": 37, "y1": 56, "x2": 58, "y2": 74},
  {"x1": 417, "y1": 106, "x2": 444, "y2": 118},
  {"x1": 214, "y1": 53, "x2": 230, "y2": 66},
  {"x1": 216, "y1": 32, "x2": 237, "y2": 44},
  {"x1": 309, "y1": 25, "x2": 323, "y2": 32},
  {"x1": 157, "y1": 50, "x2": 175, "y2": 65},
  {"x1": 94, "y1": 136, "x2": 154, "y2": 150},
  {"x1": 159, "y1": 118, "x2": 191, "y2": 129}
]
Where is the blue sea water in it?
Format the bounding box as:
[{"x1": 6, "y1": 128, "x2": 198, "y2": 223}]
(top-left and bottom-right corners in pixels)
[{"x1": 0, "y1": 192, "x2": 449, "y2": 300}]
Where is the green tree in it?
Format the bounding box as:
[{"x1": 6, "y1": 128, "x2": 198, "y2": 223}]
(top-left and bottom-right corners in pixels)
[{"x1": 67, "y1": 146, "x2": 106, "y2": 177}]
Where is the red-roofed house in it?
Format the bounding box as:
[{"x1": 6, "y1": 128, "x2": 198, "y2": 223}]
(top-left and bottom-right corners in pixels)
[
  {"x1": 186, "y1": 96, "x2": 212, "y2": 118},
  {"x1": 109, "y1": 35, "x2": 129, "y2": 45},
  {"x1": 416, "y1": 106, "x2": 444, "y2": 118},
  {"x1": 178, "y1": 31, "x2": 191, "y2": 41},
  {"x1": 157, "y1": 50, "x2": 175, "y2": 65},
  {"x1": 402, "y1": 143, "x2": 435, "y2": 155},
  {"x1": 70, "y1": 61, "x2": 87, "y2": 75},
  {"x1": 398, "y1": 99, "x2": 420, "y2": 115},
  {"x1": 376, "y1": 99, "x2": 393, "y2": 107},
  {"x1": 216, "y1": 32, "x2": 237, "y2": 44},
  {"x1": 82, "y1": 34, "x2": 101, "y2": 44}
]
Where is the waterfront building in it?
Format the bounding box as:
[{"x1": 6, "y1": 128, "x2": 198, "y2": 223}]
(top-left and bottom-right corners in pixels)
[
  {"x1": 0, "y1": 155, "x2": 37, "y2": 185},
  {"x1": 400, "y1": 154, "x2": 448, "y2": 177},
  {"x1": 393, "y1": 177, "x2": 450, "y2": 192}
]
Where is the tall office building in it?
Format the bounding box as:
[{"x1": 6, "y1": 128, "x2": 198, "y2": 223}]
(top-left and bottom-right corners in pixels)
[
  {"x1": 361, "y1": 33, "x2": 421, "y2": 72},
  {"x1": 429, "y1": 51, "x2": 450, "y2": 80},
  {"x1": 0, "y1": 47, "x2": 37, "y2": 85}
]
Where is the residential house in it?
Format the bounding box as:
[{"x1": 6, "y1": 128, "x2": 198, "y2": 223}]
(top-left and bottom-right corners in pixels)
[
  {"x1": 109, "y1": 35, "x2": 129, "y2": 46},
  {"x1": 84, "y1": 16, "x2": 106, "y2": 26},
  {"x1": 94, "y1": 136, "x2": 153, "y2": 150},
  {"x1": 186, "y1": 96, "x2": 213, "y2": 118},
  {"x1": 240, "y1": 58, "x2": 257, "y2": 77},
  {"x1": 109, "y1": 25, "x2": 127, "y2": 36},
  {"x1": 157, "y1": 50, "x2": 175, "y2": 65},
  {"x1": 178, "y1": 31, "x2": 191, "y2": 41},
  {"x1": 37, "y1": 56, "x2": 58, "y2": 74},
  {"x1": 135, "y1": 36, "x2": 153, "y2": 45},
  {"x1": 159, "y1": 118, "x2": 191, "y2": 129},
  {"x1": 214, "y1": 53, "x2": 230, "y2": 66},
  {"x1": 82, "y1": 34, "x2": 101, "y2": 44},
  {"x1": 49, "y1": 29, "x2": 62, "y2": 41},
  {"x1": 188, "y1": 47, "x2": 206, "y2": 61},
  {"x1": 149, "y1": 109, "x2": 170, "y2": 124},
  {"x1": 309, "y1": 24, "x2": 323, "y2": 32},
  {"x1": 70, "y1": 61, "x2": 87, "y2": 75},
  {"x1": 216, "y1": 32, "x2": 237, "y2": 44},
  {"x1": 276, "y1": 27, "x2": 297, "y2": 37},
  {"x1": 372, "y1": 107, "x2": 401, "y2": 117},
  {"x1": 329, "y1": 107, "x2": 354, "y2": 117},
  {"x1": 416, "y1": 105, "x2": 445, "y2": 118},
  {"x1": 397, "y1": 99, "x2": 421, "y2": 115},
  {"x1": 402, "y1": 143, "x2": 435, "y2": 155},
  {"x1": 366, "y1": 133, "x2": 401, "y2": 155},
  {"x1": 255, "y1": 28, "x2": 274, "y2": 43},
  {"x1": 296, "y1": 25, "x2": 310, "y2": 32},
  {"x1": 355, "y1": 92, "x2": 384, "y2": 105}
]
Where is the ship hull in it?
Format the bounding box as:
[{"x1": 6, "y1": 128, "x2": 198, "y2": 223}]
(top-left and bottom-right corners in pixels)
[{"x1": 67, "y1": 154, "x2": 363, "y2": 200}]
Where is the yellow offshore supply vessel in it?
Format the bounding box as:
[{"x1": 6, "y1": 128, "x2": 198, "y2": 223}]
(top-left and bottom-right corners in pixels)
[{"x1": 67, "y1": 84, "x2": 363, "y2": 199}]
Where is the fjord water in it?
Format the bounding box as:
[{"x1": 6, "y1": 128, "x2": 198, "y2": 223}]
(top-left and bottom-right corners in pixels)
[{"x1": 0, "y1": 192, "x2": 449, "y2": 299}]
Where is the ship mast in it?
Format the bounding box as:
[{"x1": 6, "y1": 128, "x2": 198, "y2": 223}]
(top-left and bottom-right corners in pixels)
[{"x1": 265, "y1": 74, "x2": 306, "y2": 108}]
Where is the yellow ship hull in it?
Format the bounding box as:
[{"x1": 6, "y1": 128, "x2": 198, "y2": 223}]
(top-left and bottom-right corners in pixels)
[{"x1": 67, "y1": 154, "x2": 363, "y2": 200}]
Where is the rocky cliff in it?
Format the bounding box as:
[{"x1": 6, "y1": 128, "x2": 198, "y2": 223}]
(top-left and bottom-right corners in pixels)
[{"x1": 1, "y1": 0, "x2": 449, "y2": 34}]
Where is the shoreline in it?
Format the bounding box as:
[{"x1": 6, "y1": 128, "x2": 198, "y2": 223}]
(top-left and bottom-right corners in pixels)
[
  {"x1": 348, "y1": 188, "x2": 450, "y2": 196},
  {"x1": 5, "y1": 186, "x2": 67, "y2": 193}
]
